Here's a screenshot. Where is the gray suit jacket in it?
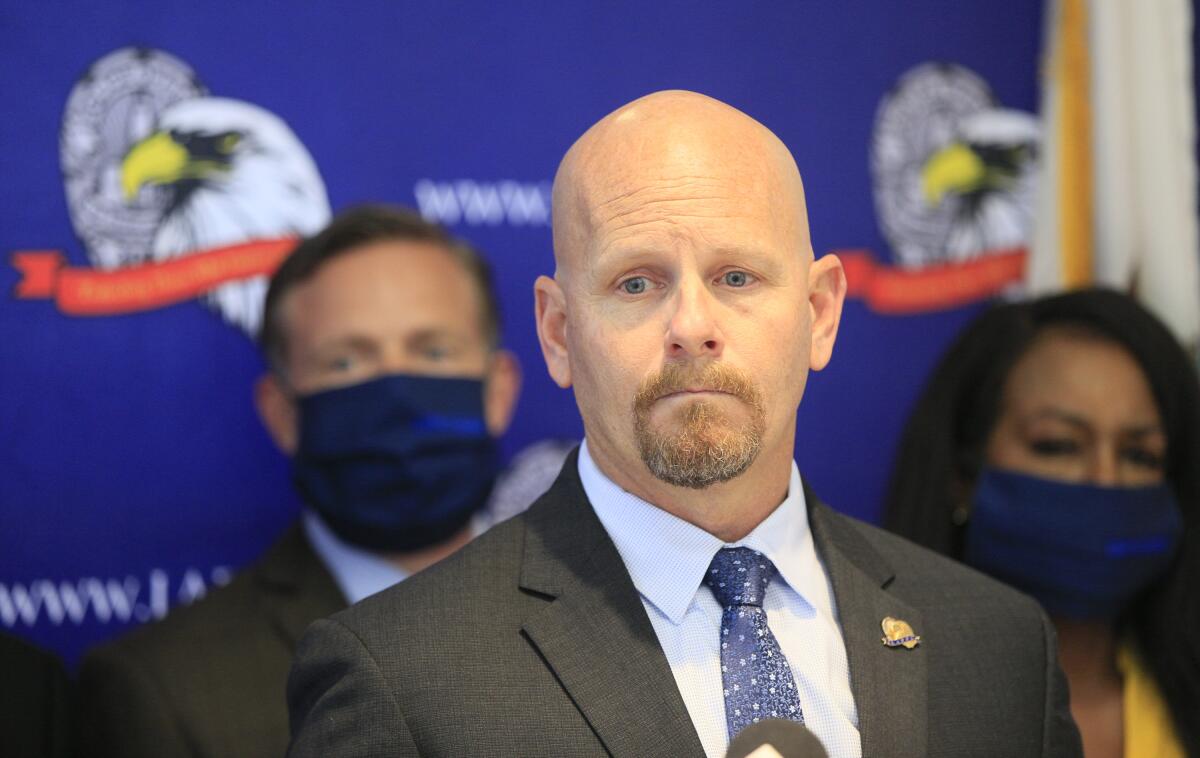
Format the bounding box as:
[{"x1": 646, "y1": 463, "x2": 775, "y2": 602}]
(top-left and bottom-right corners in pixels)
[
  {"x1": 80, "y1": 523, "x2": 345, "y2": 758},
  {"x1": 287, "y1": 451, "x2": 1082, "y2": 757}
]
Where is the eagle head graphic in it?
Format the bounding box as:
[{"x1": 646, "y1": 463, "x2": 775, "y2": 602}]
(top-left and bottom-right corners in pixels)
[{"x1": 120, "y1": 96, "x2": 331, "y2": 335}]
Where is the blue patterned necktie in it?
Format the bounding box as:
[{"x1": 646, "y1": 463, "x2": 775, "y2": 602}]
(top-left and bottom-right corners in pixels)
[{"x1": 704, "y1": 547, "x2": 805, "y2": 740}]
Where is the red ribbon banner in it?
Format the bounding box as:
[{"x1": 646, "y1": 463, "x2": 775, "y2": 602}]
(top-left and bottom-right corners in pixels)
[
  {"x1": 11, "y1": 239, "x2": 1026, "y2": 318},
  {"x1": 11, "y1": 238, "x2": 298, "y2": 316},
  {"x1": 834, "y1": 247, "x2": 1027, "y2": 314}
]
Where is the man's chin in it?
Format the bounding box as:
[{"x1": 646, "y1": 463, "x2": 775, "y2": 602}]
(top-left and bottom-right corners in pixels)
[
  {"x1": 642, "y1": 450, "x2": 757, "y2": 490},
  {"x1": 633, "y1": 386, "x2": 765, "y2": 490},
  {"x1": 635, "y1": 429, "x2": 761, "y2": 490}
]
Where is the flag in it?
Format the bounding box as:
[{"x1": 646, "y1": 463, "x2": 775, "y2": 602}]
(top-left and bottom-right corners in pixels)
[{"x1": 1028, "y1": 0, "x2": 1200, "y2": 350}]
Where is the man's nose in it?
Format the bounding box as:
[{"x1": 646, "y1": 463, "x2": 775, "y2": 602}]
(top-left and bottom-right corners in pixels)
[
  {"x1": 378, "y1": 345, "x2": 416, "y2": 376},
  {"x1": 665, "y1": 278, "x2": 723, "y2": 360}
]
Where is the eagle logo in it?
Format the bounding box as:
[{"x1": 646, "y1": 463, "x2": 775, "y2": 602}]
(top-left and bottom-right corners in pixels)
[
  {"x1": 870, "y1": 63, "x2": 1039, "y2": 269},
  {"x1": 55, "y1": 47, "x2": 331, "y2": 336}
]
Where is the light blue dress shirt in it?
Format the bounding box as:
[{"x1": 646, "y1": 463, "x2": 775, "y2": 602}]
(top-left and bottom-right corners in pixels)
[
  {"x1": 301, "y1": 511, "x2": 412, "y2": 605},
  {"x1": 579, "y1": 440, "x2": 862, "y2": 758}
]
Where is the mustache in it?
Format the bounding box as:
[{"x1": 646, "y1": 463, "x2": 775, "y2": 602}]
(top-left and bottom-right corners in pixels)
[{"x1": 633, "y1": 362, "x2": 763, "y2": 413}]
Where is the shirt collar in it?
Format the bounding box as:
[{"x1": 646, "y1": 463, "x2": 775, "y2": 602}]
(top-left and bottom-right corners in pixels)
[
  {"x1": 302, "y1": 510, "x2": 411, "y2": 605},
  {"x1": 579, "y1": 439, "x2": 816, "y2": 625}
]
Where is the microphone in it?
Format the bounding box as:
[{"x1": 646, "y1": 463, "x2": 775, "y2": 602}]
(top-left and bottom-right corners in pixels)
[{"x1": 725, "y1": 719, "x2": 829, "y2": 758}]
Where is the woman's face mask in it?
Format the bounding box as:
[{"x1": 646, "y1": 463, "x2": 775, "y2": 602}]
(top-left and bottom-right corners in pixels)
[{"x1": 963, "y1": 467, "x2": 1183, "y2": 620}]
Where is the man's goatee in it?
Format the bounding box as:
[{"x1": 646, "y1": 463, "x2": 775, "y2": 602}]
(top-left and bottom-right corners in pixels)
[{"x1": 633, "y1": 362, "x2": 766, "y2": 489}]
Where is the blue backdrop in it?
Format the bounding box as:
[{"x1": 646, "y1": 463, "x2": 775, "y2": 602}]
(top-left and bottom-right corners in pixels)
[{"x1": 0, "y1": 0, "x2": 1043, "y2": 666}]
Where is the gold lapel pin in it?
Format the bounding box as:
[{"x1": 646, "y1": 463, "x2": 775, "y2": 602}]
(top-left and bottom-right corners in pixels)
[{"x1": 880, "y1": 616, "x2": 921, "y2": 649}]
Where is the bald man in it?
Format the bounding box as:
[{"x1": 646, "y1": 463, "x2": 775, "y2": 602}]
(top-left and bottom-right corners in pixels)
[{"x1": 287, "y1": 92, "x2": 1081, "y2": 758}]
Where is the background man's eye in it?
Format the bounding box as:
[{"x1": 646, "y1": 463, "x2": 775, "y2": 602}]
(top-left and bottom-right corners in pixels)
[
  {"x1": 723, "y1": 271, "x2": 748, "y2": 287},
  {"x1": 621, "y1": 277, "x2": 648, "y2": 295},
  {"x1": 330, "y1": 357, "x2": 354, "y2": 372}
]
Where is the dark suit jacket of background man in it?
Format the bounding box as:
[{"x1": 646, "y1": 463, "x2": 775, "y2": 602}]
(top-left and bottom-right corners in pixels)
[
  {"x1": 79, "y1": 524, "x2": 343, "y2": 758},
  {"x1": 287, "y1": 449, "x2": 1082, "y2": 758},
  {"x1": 0, "y1": 632, "x2": 75, "y2": 758}
]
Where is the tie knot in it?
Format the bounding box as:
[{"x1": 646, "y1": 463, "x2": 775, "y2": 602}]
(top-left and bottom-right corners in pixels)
[{"x1": 703, "y1": 547, "x2": 775, "y2": 609}]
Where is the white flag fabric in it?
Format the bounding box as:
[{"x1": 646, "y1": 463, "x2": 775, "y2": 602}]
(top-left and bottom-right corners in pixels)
[{"x1": 1029, "y1": 0, "x2": 1200, "y2": 350}]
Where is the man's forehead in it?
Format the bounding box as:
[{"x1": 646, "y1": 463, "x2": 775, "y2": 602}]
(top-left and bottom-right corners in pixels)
[
  {"x1": 295, "y1": 240, "x2": 470, "y2": 295},
  {"x1": 552, "y1": 91, "x2": 808, "y2": 271},
  {"x1": 280, "y1": 241, "x2": 484, "y2": 338},
  {"x1": 568, "y1": 94, "x2": 789, "y2": 186}
]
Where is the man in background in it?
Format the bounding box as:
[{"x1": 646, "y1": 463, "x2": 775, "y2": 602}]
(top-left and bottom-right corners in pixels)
[{"x1": 79, "y1": 205, "x2": 564, "y2": 757}]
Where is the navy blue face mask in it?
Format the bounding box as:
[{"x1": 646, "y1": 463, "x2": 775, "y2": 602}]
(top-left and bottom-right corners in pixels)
[
  {"x1": 963, "y1": 467, "x2": 1183, "y2": 620},
  {"x1": 292, "y1": 373, "x2": 499, "y2": 553}
]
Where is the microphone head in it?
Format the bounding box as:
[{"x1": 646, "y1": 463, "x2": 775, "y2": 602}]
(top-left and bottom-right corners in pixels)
[{"x1": 725, "y1": 719, "x2": 829, "y2": 758}]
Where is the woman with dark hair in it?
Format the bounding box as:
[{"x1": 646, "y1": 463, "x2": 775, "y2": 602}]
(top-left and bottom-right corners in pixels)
[{"x1": 885, "y1": 288, "x2": 1199, "y2": 758}]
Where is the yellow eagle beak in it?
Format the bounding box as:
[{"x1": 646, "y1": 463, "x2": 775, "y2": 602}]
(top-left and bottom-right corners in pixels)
[
  {"x1": 121, "y1": 131, "x2": 189, "y2": 202},
  {"x1": 921, "y1": 142, "x2": 985, "y2": 208}
]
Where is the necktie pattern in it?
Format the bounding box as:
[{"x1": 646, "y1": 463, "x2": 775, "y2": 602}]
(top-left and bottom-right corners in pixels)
[{"x1": 704, "y1": 547, "x2": 805, "y2": 740}]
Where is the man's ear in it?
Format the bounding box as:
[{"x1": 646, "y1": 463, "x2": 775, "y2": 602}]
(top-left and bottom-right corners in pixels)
[
  {"x1": 534, "y1": 275, "x2": 572, "y2": 388},
  {"x1": 808, "y1": 253, "x2": 847, "y2": 371},
  {"x1": 254, "y1": 374, "x2": 299, "y2": 454},
  {"x1": 483, "y1": 349, "x2": 522, "y2": 436}
]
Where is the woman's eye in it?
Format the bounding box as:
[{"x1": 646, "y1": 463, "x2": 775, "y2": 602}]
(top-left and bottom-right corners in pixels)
[
  {"x1": 621, "y1": 277, "x2": 649, "y2": 295},
  {"x1": 722, "y1": 271, "x2": 750, "y2": 287},
  {"x1": 1122, "y1": 447, "x2": 1165, "y2": 470},
  {"x1": 329, "y1": 356, "x2": 354, "y2": 372},
  {"x1": 1028, "y1": 438, "x2": 1079, "y2": 456}
]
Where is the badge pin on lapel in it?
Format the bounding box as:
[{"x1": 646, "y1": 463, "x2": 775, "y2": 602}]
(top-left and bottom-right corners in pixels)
[{"x1": 880, "y1": 616, "x2": 921, "y2": 649}]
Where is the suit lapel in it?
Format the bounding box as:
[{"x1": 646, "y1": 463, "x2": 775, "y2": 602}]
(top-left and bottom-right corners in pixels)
[
  {"x1": 254, "y1": 523, "x2": 347, "y2": 650},
  {"x1": 519, "y1": 450, "x2": 706, "y2": 758},
  {"x1": 513, "y1": 457, "x2": 930, "y2": 757},
  {"x1": 808, "y1": 494, "x2": 928, "y2": 758}
]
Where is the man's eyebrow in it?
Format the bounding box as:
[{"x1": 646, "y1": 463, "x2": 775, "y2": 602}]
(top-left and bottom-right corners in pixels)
[
  {"x1": 583, "y1": 246, "x2": 668, "y2": 282},
  {"x1": 592, "y1": 244, "x2": 663, "y2": 265},
  {"x1": 407, "y1": 327, "x2": 466, "y2": 344},
  {"x1": 309, "y1": 334, "x2": 377, "y2": 355},
  {"x1": 713, "y1": 245, "x2": 785, "y2": 265},
  {"x1": 594, "y1": 241, "x2": 779, "y2": 262}
]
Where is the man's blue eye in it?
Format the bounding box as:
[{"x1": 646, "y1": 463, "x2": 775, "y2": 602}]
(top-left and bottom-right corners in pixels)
[
  {"x1": 621, "y1": 277, "x2": 648, "y2": 295},
  {"x1": 724, "y1": 271, "x2": 748, "y2": 287}
]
